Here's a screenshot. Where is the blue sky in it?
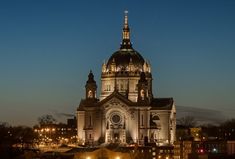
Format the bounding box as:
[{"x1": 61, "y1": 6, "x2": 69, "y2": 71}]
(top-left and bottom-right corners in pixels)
[{"x1": 0, "y1": 0, "x2": 235, "y2": 126}]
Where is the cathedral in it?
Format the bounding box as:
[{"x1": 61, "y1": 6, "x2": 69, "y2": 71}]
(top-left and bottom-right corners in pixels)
[{"x1": 77, "y1": 12, "x2": 176, "y2": 146}]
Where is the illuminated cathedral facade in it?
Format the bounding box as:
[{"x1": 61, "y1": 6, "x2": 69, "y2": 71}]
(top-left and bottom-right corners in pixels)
[{"x1": 77, "y1": 12, "x2": 176, "y2": 146}]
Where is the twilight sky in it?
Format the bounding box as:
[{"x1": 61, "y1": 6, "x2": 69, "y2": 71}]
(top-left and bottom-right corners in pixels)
[{"x1": 0, "y1": 0, "x2": 235, "y2": 126}]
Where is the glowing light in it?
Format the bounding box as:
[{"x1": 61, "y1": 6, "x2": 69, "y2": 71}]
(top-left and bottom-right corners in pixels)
[
  {"x1": 199, "y1": 149, "x2": 204, "y2": 153},
  {"x1": 212, "y1": 148, "x2": 217, "y2": 153},
  {"x1": 116, "y1": 157, "x2": 120, "y2": 159},
  {"x1": 86, "y1": 157, "x2": 90, "y2": 159}
]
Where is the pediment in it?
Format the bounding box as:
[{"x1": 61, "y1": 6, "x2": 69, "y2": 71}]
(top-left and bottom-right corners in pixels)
[
  {"x1": 98, "y1": 91, "x2": 135, "y2": 112},
  {"x1": 102, "y1": 96, "x2": 130, "y2": 111},
  {"x1": 99, "y1": 91, "x2": 134, "y2": 105}
]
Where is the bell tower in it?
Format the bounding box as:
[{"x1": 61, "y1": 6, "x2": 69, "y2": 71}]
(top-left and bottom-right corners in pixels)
[
  {"x1": 137, "y1": 72, "x2": 151, "y2": 103},
  {"x1": 85, "y1": 70, "x2": 97, "y2": 99}
]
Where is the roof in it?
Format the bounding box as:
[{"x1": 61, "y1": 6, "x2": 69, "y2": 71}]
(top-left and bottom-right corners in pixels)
[
  {"x1": 77, "y1": 98, "x2": 99, "y2": 111},
  {"x1": 77, "y1": 92, "x2": 174, "y2": 111},
  {"x1": 150, "y1": 98, "x2": 174, "y2": 110}
]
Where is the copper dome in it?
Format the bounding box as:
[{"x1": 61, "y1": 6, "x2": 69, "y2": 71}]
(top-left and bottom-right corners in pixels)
[{"x1": 107, "y1": 49, "x2": 144, "y2": 70}]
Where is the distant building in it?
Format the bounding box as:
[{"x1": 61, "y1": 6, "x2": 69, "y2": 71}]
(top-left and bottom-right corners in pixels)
[
  {"x1": 227, "y1": 140, "x2": 235, "y2": 155},
  {"x1": 174, "y1": 140, "x2": 192, "y2": 159},
  {"x1": 174, "y1": 139, "x2": 234, "y2": 159},
  {"x1": 76, "y1": 12, "x2": 176, "y2": 146},
  {"x1": 190, "y1": 128, "x2": 202, "y2": 141},
  {"x1": 34, "y1": 117, "x2": 77, "y2": 145}
]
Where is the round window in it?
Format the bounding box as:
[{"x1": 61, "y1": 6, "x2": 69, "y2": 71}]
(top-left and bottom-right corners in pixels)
[{"x1": 111, "y1": 114, "x2": 121, "y2": 124}]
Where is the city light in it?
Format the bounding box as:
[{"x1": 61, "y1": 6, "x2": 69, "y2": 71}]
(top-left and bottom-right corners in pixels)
[
  {"x1": 212, "y1": 148, "x2": 217, "y2": 153},
  {"x1": 199, "y1": 148, "x2": 204, "y2": 153}
]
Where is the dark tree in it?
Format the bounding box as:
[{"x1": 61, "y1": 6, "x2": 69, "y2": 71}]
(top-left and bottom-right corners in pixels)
[
  {"x1": 38, "y1": 114, "x2": 56, "y2": 126},
  {"x1": 177, "y1": 116, "x2": 197, "y2": 128},
  {"x1": 0, "y1": 122, "x2": 11, "y2": 145},
  {"x1": 220, "y1": 119, "x2": 235, "y2": 128},
  {"x1": 219, "y1": 118, "x2": 235, "y2": 140},
  {"x1": 0, "y1": 123, "x2": 38, "y2": 159},
  {"x1": 11, "y1": 126, "x2": 38, "y2": 148}
]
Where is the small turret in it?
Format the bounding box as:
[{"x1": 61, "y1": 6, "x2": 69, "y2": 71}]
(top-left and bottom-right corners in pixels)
[
  {"x1": 102, "y1": 61, "x2": 106, "y2": 73},
  {"x1": 143, "y1": 60, "x2": 151, "y2": 73},
  {"x1": 110, "y1": 58, "x2": 116, "y2": 72}
]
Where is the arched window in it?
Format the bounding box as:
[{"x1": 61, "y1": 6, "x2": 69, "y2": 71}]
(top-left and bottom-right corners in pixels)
[
  {"x1": 88, "y1": 90, "x2": 93, "y2": 98},
  {"x1": 150, "y1": 114, "x2": 161, "y2": 129},
  {"x1": 140, "y1": 89, "x2": 145, "y2": 100}
]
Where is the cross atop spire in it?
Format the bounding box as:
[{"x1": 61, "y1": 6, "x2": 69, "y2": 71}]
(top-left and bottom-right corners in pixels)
[{"x1": 120, "y1": 10, "x2": 132, "y2": 49}]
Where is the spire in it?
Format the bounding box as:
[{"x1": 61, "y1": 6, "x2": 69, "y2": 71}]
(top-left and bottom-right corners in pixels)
[
  {"x1": 120, "y1": 10, "x2": 132, "y2": 49},
  {"x1": 123, "y1": 10, "x2": 129, "y2": 39},
  {"x1": 87, "y1": 70, "x2": 95, "y2": 83}
]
